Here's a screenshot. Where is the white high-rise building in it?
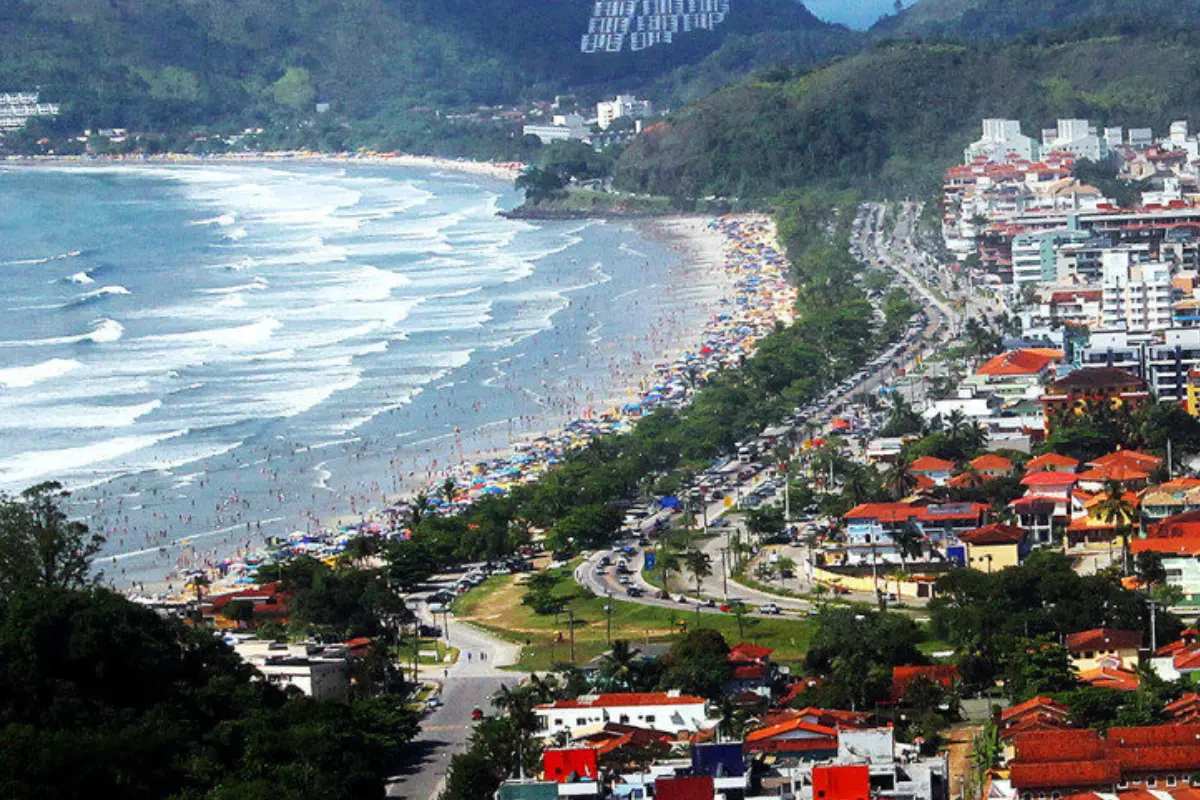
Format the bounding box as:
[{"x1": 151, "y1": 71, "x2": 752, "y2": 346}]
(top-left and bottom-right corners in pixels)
[
  {"x1": 1042, "y1": 118, "x2": 1108, "y2": 161},
  {"x1": 964, "y1": 118, "x2": 1039, "y2": 163},
  {"x1": 596, "y1": 95, "x2": 653, "y2": 130},
  {"x1": 1101, "y1": 248, "x2": 1173, "y2": 332}
]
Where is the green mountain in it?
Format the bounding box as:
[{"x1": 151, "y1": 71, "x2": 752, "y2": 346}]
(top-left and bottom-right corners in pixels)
[
  {"x1": 875, "y1": 0, "x2": 1200, "y2": 39},
  {"x1": 613, "y1": 25, "x2": 1200, "y2": 201},
  {"x1": 0, "y1": 0, "x2": 850, "y2": 135}
]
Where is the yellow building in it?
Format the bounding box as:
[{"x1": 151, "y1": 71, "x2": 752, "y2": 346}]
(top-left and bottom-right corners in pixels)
[
  {"x1": 1065, "y1": 628, "x2": 1142, "y2": 672},
  {"x1": 1187, "y1": 368, "x2": 1200, "y2": 417},
  {"x1": 958, "y1": 523, "x2": 1027, "y2": 572}
]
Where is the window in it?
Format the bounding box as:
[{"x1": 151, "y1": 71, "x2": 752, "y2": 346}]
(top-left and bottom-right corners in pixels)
[
  {"x1": 645, "y1": 715, "x2": 656, "y2": 724},
  {"x1": 576, "y1": 718, "x2": 586, "y2": 726},
  {"x1": 1118, "y1": 782, "x2": 1129, "y2": 790},
  {"x1": 1052, "y1": 793, "x2": 1061, "y2": 799},
  {"x1": 619, "y1": 715, "x2": 630, "y2": 724},
  {"x1": 1168, "y1": 776, "x2": 1178, "y2": 787},
  {"x1": 1148, "y1": 778, "x2": 1158, "y2": 788}
]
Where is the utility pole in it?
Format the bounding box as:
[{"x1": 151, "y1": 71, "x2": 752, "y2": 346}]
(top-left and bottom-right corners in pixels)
[
  {"x1": 783, "y1": 461, "x2": 791, "y2": 523},
  {"x1": 568, "y1": 609, "x2": 576, "y2": 664},
  {"x1": 1149, "y1": 598, "x2": 1159, "y2": 654},
  {"x1": 720, "y1": 548, "x2": 729, "y2": 600},
  {"x1": 1168, "y1": 439, "x2": 1175, "y2": 480},
  {"x1": 606, "y1": 592, "x2": 612, "y2": 645}
]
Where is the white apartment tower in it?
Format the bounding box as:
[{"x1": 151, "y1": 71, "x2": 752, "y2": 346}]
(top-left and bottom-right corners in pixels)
[
  {"x1": 596, "y1": 95, "x2": 653, "y2": 130},
  {"x1": 964, "y1": 118, "x2": 1039, "y2": 162},
  {"x1": 1101, "y1": 248, "x2": 1173, "y2": 332}
]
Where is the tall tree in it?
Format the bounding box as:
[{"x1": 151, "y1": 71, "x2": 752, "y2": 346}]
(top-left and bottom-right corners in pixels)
[{"x1": 0, "y1": 482, "x2": 104, "y2": 596}]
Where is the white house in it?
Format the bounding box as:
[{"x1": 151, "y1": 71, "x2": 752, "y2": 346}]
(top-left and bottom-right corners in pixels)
[
  {"x1": 534, "y1": 691, "x2": 715, "y2": 738},
  {"x1": 230, "y1": 638, "x2": 351, "y2": 702}
]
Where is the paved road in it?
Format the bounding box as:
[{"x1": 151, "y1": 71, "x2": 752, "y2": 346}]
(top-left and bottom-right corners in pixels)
[{"x1": 386, "y1": 595, "x2": 525, "y2": 800}]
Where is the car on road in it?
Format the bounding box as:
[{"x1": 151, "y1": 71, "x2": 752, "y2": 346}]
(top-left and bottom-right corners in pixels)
[
  {"x1": 471, "y1": 707, "x2": 484, "y2": 721},
  {"x1": 617, "y1": 575, "x2": 631, "y2": 585},
  {"x1": 625, "y1": 587, "x2": 643, "y2": 598},
  {"x1": 426, "y1": 697, "x2": 443, "y2": 711},
  {"x1": 759, "y1": 603, "x2": 781, "y2": 615}
]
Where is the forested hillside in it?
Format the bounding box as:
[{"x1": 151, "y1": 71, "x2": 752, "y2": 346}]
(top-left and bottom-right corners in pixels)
[
  {"x1": 613, "y1": 24, "x2": 1200, "y2": 201},
  {"x1": 0, "y1": 0, "x2": 849, "y2": 134},
  {"x1": 875, "y1": 0, "x2": 1200, "y2": 39}
]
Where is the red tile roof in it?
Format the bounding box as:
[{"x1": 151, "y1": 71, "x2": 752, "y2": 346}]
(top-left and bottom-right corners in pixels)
[
  {"x1": 1089, "y1": 450, "x2": 1163, "y2": 470},
  {"x1": 536, "y1": 692, "x2": 706, "y2": 710},
  {"x1": 744, "y1": 716, "x2": 839, "y2": 743},
  {"x1": 1026, "y1": 453, "x2": 1081, "y2": 472},
  {"x1": 1003, "y1": 696, "x2": 1069, "y2": 720},
  {"x1": 971, "y1": 454, "x2": 1015, "y2": 472},
  {"x1": 731, "y1": 664, "x2": 766, "y2": 681},
  {"x1": 909, "y1": 456, "x2": 956, "y2": 472},
  {"x1": 976, "y1": 348, "x2": 1064, "y2": 377},
  {"x1": 843, "y1": 502, "x2": 924, "y2": 522},
  {"x1": 959, "y1": 523, "x2": 1025, "y2": 545},
  {"x1": 1065, "y1": 628, "x2": 1142, "y2": 653},
  {"x1": 728, "y1": 643, "x2": 773, "y2": 663},
  {"x1": 1076, "y1": 464, "x2": 1151, "y2": 483},
  {"x1": 1009, "y1": 760, "x2": 1120, "y2": 790},
  {"x1": 1022, "y1": 470, "x2": 1079, "y2": 486},
  {"x1": 1078, "y1": 665, "x2": 1141, "y2": 692},
  {"x1": 1014, "y1": 729, "x2": 1109, "y2": 763},
  {"x1": 891, "y1": 665, "x2": 960, "y2": 700}
]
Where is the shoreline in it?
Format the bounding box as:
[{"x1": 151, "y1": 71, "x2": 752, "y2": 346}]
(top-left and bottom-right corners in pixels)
[
  {"x1": 334, "y1": 215, "x2": 739, "y2": 516},
  {"x1": 144, "y1": 212, "x2": 794, "y2": 600},
  {"x1": 2, "y1": 150, "x2": 524, "y2": 182}
]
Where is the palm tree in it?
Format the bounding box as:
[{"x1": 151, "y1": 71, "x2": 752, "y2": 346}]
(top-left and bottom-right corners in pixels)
[
  {"x1": 891, "y1": 520, "x2": 924, "y2": 569},
  {"x1": 657, "y1": 546, "x2": 682, "y2": 593},
  {"x1": 1095, "y1": 479, "x2": 1138, "y2": 574},
  {"x1": 883, "y1": 459, "x2": 917, "y2": 500},
  {"x1": 599, "y1": 639, "x2": 641, "y2": 691},
  {"x1": 409, "y1": 492, "x2": 431, "y2": 528},
  {"x1": 439, "y1": 478, "x2": 458, "y2": 505},
  {"x1": 683, "y1": 549, "x2": 713, "y2": 598},
  {"x1": 945, "y1": 409, "x2": 967, "y2": 442},
  {"x1": 344, "y1": 534, "x2": 379, "y2": 567},
  {"x1": 775, "y1": 556, "x2": 796, "y2": 589},
  {"x1": 190, "y1": 573, "x2": 210, "y2": 625}
]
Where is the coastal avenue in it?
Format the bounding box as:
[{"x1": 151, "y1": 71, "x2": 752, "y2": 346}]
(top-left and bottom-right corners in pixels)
[{"x1": 575, "y1": 201, "x2": 971, "y2": 615}]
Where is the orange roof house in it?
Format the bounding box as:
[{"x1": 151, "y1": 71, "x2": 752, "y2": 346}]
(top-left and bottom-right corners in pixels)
[
  {"x1": 1165, "y1": 693, "x2": 1200, "y2": 724},
  {"x1": 1026, "y1": 452, "x2": 1080, "y2": 472},
  {"x1": 1000, "y1": 696, "x2": 1073, "y2": 741},
  {"x1": 976, "y1": 348, "x2": 1064, "y2": 377},
  {"x1": 970, "y1": 453, "x2": 1015, "y2": 476},
  {"x1": 891, "y1": 665, "x2": 960, "y2": 702},
  {"x1": 1089, "y1": 450, "x2": 1163, "y2": 471}
]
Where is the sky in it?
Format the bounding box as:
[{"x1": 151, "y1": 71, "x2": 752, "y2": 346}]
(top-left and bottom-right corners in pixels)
[{"x1": 803, "y1": 0, "x2": 904, "y2": 29}]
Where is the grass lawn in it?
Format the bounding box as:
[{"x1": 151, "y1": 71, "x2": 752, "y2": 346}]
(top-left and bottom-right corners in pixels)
[{"x1": 453, "y1": 563, "x2": 817, "y2": 672}]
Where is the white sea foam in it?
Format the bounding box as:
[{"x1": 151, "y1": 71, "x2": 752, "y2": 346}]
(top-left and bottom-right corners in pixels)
[
  {"x1": 73, "y1": 285, "x2": 131, "y2": 304},
  {"x1": 1, "y1": 249, "x2": 82, "y2": 267},
  {"x1": 0, "y1": 318, "x2": 124, "y2": 347},
  {"x1": 198, "y1": 277, "x2": 269, "y2": 295},
  {"x1": 192, "y1": 213, "x2": 237, "y2": 227},
  {"x1": 69, "y1": 271, "x2": 95, "y2": 285},
  {"x1": 1, "y1": 399, "x2": 161, "y2": 429},
  {"x1": 142, "y1": 317, "x2": 281, "y2": 347},
  {"x1": 0, "y1": 429, "x2": 187, "y2": 490},
  {"x1": 0, "y1": 358, "x2": 82, "y2": 388}
]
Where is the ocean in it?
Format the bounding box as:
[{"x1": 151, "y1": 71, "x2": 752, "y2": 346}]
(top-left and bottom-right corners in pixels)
[{"x1": 0, "y1": 163, "x2": 720, "y2": 589}]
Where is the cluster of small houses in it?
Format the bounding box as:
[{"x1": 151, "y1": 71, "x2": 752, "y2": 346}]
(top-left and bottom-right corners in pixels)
[
  {"x1": 500, "y1": 642, "x2": 951, "y2": 800},
  {"x1": 824, "y1": 343, "x2": 1200, "y2": 604},
  {"x1": 491, "y1": 624, "x2": 1200, "y2": 800}
]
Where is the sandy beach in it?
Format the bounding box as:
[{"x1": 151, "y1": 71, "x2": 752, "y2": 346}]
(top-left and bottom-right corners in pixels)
[{"x1": 4, "y1": 149, "x2": 525, "y2": 181}]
